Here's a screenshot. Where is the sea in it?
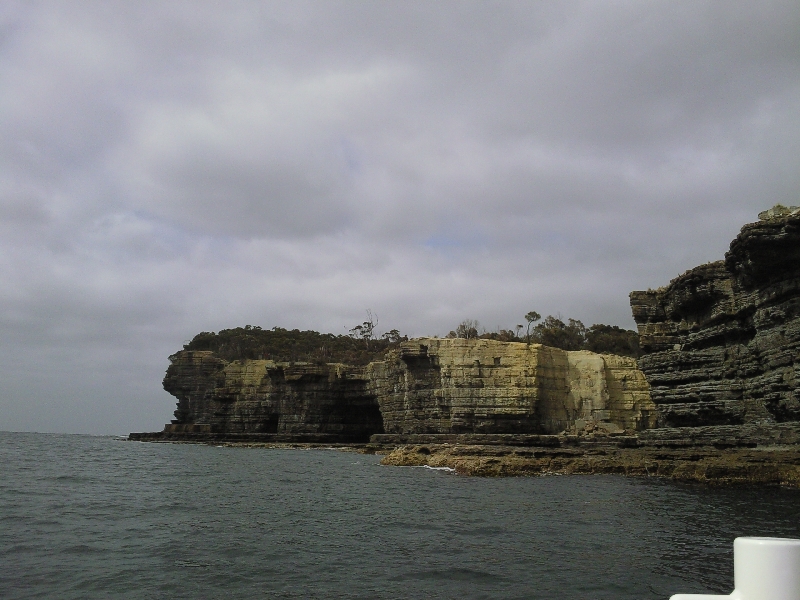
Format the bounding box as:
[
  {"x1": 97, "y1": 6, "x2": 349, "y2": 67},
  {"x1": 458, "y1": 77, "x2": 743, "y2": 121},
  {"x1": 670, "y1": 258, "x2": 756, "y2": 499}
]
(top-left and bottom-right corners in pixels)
[{"x1": 1, "y1": 432, "x2": 799, "y2": 600}]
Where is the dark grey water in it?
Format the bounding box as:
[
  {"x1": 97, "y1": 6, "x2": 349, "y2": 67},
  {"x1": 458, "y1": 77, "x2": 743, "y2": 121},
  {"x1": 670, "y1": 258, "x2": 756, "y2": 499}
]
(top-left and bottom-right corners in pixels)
[{"x1": 1, "y1": 432, "x2": 799, "y2": 600}]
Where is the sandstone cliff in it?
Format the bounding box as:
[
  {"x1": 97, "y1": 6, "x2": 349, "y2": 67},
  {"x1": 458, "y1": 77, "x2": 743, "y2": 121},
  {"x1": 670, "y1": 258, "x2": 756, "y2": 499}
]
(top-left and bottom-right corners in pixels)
[
  {"x1": 630, "y1": 206, "x2": 800, "y2": 427},
  {"x1": 158, "y1": 338, "x2": 654, "y2": 441},
  {"x1": 367, "y1": 338, "x2": 654, "y2": 435},
  {"x1": 163, "y1": 352, "x2": 383, "y2": 441}
]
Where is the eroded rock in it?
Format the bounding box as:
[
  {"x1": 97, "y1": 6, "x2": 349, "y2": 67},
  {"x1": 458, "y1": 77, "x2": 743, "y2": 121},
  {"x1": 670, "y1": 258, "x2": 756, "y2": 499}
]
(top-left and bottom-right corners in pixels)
[
  {"x1": 162, "y1": 351, "x2": 383, "y2": 442},
  {"x1": 379, "y1": 443, "x2": 800, "y2": 486},
  {"x1": 156, "y1": 338, "x2": 654, "y2": 441},
  {"x1": 367, "y1": 338, "x2": 654, "y2": 435},
  {"x1": 630, "y1": 207, "x2": 800, "y2": 427}
]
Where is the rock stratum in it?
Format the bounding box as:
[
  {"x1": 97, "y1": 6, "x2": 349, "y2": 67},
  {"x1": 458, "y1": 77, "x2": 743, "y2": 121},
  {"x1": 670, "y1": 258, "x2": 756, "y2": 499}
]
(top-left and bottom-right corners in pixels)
[
  {"x1": 379, "y1": 443, "x2": 800, "y2": 486},
  {"x1": 630, "y1": 205, "x2": 800, "y2": 428},
  {"x1": 136, "y1": 339, "x2": 653, "y2": 443},
  {"x1": 369, "y1": 339, "x2": 654, "y2": 435}
]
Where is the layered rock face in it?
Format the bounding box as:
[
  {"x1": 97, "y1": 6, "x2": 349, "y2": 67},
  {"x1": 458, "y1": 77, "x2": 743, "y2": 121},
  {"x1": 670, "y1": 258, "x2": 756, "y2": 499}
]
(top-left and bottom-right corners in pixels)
[
  {"x1": 163, "y1": 351, "x2": 383, "y2": 441},
  {"x1": 368, "y1": 338, "x2": 654, "y2": 434},
  {"x1": 161, "y1": 338, "x2": 655, "y2": 440},
  {"x1": 630, "y1": 208, "x2": 800, "y2": 427}
]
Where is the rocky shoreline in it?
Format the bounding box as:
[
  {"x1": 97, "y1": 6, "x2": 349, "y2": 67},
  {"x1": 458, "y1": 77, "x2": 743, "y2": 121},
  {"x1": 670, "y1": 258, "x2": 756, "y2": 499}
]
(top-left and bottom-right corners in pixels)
[
  {"x1": 125, "y1": 439, "x2": 800, "y2": 488},
  {"x1": 380, "y1": 423, "x2": 800, "y2": 485},
  {"x1": 379, "y1": 443, "x2": 800, "y2": 486},
  {"x1": 129, "y1": 423, "x2": 800, "y2": 487}
]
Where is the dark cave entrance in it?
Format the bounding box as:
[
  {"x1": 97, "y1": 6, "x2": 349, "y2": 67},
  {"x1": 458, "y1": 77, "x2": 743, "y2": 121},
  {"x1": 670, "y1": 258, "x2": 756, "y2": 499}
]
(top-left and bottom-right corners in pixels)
[
  {"x1": 321, "y1": 394, "x2": 385, "y2": 442},
  {"x1": 259, "y1": 413, "x2": 281, "y2": 433}
]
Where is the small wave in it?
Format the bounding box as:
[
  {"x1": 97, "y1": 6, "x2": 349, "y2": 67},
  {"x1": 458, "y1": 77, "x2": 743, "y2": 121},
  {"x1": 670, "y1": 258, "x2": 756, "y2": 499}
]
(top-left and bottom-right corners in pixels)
[
  {"x1": 52, "y1": 475, "x2": 93, "y2": 483},
  {"x1": 391, "y1": 567, "x2": 499, "y2": 582},
  {"x1": 174, "y1": 560, "x2": 210, "y2": 568},
  {"x1": 420, "y1": 465, "x2": 456, "y2": 472},
  {"x1": 63, "y1": 544, "x2": 104, "y2": 555}
]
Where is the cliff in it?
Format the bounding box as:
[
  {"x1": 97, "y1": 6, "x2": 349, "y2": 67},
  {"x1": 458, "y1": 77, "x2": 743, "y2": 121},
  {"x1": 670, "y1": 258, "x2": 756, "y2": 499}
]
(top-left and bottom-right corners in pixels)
[
  {"x1": 367, "y1": 338, "x2": 654, "y2": 435},
  {"x1": 630, "y1": 206, "x2": 800, "y2": 427},
  {"x1": 162, "y1": 352, "x2": 383, "y2": 441},
  {"x1": 152, "y1": 338, "x2": 654, "y2": 442}
]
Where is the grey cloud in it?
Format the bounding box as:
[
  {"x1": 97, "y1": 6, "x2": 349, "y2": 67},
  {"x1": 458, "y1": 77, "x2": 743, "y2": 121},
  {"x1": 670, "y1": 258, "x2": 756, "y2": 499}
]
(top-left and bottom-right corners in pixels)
[
  {"x1": 492, "y1": 2, "x2": 800, "y2": 146},
  {"x1": 0, "y1": 1, "x2": 798, "y2": 433}
]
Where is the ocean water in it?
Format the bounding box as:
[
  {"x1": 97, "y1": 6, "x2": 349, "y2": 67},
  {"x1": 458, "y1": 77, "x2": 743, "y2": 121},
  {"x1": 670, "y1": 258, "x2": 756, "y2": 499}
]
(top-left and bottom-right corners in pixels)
[{"x1": 1, "y1": 432, "x2": 799, "y2": 600}]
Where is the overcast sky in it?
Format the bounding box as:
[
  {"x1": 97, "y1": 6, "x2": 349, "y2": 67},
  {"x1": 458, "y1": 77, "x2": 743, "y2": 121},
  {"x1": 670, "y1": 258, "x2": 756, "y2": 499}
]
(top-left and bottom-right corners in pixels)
[{"x1": 1, "y1": 1, "x2": 798, "y2": 434}]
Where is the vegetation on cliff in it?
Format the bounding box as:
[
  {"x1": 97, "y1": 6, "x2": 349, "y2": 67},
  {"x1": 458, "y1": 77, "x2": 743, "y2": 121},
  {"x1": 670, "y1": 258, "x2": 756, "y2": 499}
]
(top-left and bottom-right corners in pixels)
[
  {"x1": 449, "y1": 315, "x2": 640, "y2": 357},
  {"x1": 182, "y1": 325, "x2": 407, "y2": 365},
  {"x1": 182, "y1": 312, "x2": 640, "y2": 366}
]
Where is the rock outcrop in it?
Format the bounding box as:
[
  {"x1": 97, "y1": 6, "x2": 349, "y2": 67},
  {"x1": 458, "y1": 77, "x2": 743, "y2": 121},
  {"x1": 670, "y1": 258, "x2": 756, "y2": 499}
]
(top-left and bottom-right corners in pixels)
[
  {"x1": 379, "y1": 442, "x2": 800, "y2": 486},
  {"x1": 367, "y1": 338, "x2": 654, "y2": 435},
  {"x1": 150, "y1": 338, "x2": 655, "y2": 442},
  {"x1": 630, "y1": 206, "x2": 800, "y2": 428},
  {"x1": 162, "y1": 351, "x2": 383, "y2": 442}
]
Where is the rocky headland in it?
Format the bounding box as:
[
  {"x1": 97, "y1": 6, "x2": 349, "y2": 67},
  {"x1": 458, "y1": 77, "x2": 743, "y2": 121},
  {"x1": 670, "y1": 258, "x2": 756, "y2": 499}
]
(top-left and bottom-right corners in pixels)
[
  {"x1": 130, "y1": 207, "x2": 800, "y2": 486},
  {"x1": 136, "y1": 338, "x2": 653, "y2": 441}
]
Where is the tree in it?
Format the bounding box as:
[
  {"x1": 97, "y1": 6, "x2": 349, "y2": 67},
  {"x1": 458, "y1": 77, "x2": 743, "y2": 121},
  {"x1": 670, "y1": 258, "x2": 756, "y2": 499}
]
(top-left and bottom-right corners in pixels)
[
  {"x1": 454, "y1": 319, "x2": 480, "y2": 339},
  {"x1": 350, "y1": 309, "x2": 378, "y2": 348},
  {"x1": 530, "y1": 315, "x2": 586, "y2": 350},
  {"x1": 585, "y1": 324, "x2": 640, "y2": 357},
  {"x1": 381, "y1": 329, "x2": 404, "y2": 343},
  {"x1": 524, "y1": 311, "x2": 541, "y2": 344}
]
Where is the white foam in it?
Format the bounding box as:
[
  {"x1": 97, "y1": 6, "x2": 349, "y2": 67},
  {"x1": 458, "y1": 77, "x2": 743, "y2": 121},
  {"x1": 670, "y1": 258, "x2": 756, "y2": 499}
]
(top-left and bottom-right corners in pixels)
[{"x1": 420, "y1": 465, "x2": 456, "y2": 472}]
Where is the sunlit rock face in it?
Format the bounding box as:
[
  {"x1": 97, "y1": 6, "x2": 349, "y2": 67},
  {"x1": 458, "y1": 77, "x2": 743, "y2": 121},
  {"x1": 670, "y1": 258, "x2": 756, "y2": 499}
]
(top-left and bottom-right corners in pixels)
[
  {"x1": 366, "y1": 338, "x2": 654, "y2": 435},
  {"x1": 630, "y1": 208, "x2": 800, "y2": 428},
  {"x1": 163, "y1": 338, "x2": 655, "y2": 439}
]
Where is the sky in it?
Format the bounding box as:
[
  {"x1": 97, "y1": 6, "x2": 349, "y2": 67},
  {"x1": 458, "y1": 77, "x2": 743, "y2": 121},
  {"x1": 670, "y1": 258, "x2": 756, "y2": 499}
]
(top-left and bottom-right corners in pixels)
[{"x1": 1, "y1": 1, "x2": 798, "y2": 435}]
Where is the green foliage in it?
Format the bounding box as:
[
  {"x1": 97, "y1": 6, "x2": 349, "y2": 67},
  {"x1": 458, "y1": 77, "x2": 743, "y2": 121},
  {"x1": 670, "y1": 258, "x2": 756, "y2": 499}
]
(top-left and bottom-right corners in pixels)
[
  {"x1": 527, "y1": 316, "x2": 640, "y2": 356},
  {"x1": 182, "y1": 325, "x2": 407, "y2": 365},
  {"x1": 530, "y1": 315, "x2": 586, "y2": 350},
  {"x1": 585, "y1": 324, "x2": 640, "y2": 357},
  {"x1": 478, "y1": 328, "x2": 520, "y2": 342},
  {"x1": 478, "y1": 313, "x2": 641, "y2": 357},
  {"x1": 182, "y1": 313, "x2": 641, "y2": 366}
]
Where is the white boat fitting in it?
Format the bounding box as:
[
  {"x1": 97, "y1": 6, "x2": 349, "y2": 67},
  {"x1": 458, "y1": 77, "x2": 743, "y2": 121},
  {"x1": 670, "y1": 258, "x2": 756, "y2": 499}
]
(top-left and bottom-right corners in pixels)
[{"x1": 670, "y1": 537, "x2": 800, "y2": 600}]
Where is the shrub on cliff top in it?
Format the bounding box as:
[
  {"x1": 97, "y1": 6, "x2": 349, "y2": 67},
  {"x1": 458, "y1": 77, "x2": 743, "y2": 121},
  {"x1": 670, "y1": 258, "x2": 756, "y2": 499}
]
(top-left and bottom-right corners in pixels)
[
  {"x1": 183, "y1": 317, "x2": 640, "y2": 364},
  {"x1": 529, "y1": 317, "x2": 640, "y2": 356},
  {"x1": 585, "y1": 324, "x2": 640, "y2": 357},
  {"x1": 476, "y1": 315, "x2": 640, "y2": 357},
  {"x1": 183, "y1": 325, "x2": 407, "y2": 365}
]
